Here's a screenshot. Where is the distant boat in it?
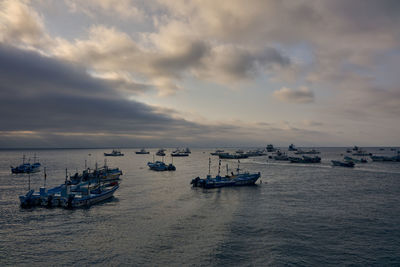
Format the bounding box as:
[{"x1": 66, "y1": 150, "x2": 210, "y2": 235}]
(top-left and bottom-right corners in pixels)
[
  {"x1": 210, "y1": 150, "x2": 226, "y2": 156},
  {"x1": 191, "y1": 159, "x2": 260, "y2": 188},
  {"x1": 266, "y1": 144, "x2": 276, "y2": 152},
  {"x1": 245, "y1": 149, "x2": 266, "y2": 157},
  {"x1": 147, "y1": 161, "x2": 176, "y2": 171},
  {"x1": 11, "y1": 154, "x2": 41, "y2": 174},
  {"x1": 219, "y1": 153, "x2": 248, "y2": 159},
  {"x1": 274, "y1": 151, "x2": 289, "y2": 161},
  {"x1": 171, "y1": 151, "x2": 189, "y2": 157},
  {"x1": 344, "y1": 156, "x2": 367, "y2": 163},
  {"x1": 295, "y1": 149, "x2": 320, "y2": 155},
  {"x1": 288, "y1": 144, "x2": 298, "y2": 151},
  {"x1": 135, "y1": 148, "x2": 150, "y2": 154},
  {"x1": 332, "y1": 160, "x2": 355, "y2": 167},
  {"x1": 370, "y1": 152, "x2": 400, "y2": 162},
  {"x1": 236, "y1": 149, "x2": 244, "y2": 154},
  {"x1": 104, "y1": 149, "x2": 124, "y2": 156},
  {"x1": 289, "y1": 156, "x2": 321, "y2": 163},
  {"x1": 184, "y1": 147, "x2": 191, "y2": 154},
  {"x1": 156, "y1": 149, "x2": 166, "y2": 156}
]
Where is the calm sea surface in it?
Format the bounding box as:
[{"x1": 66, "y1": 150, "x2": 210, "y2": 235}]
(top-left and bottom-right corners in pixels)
[{"x1": 1, "y1": 148, "x2": 400, "y2": 266}]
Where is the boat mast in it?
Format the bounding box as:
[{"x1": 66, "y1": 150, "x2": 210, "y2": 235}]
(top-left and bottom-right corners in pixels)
[
  {"x1": 44, "y1": 167, "x2": 47, "y2": 188},
  {"x1": 208, "y1": 158, "x2": 211, "y2": 176},
  {"x1": 28, "y1": 172, "x2": 31, "y2": 191},
  {"x1": 65, "y1": 168, "x2": 68, "y2": 184},
  {"x1": 226, "y1": 164, "x2": 228, "y2": 176},
  {"x1": 218, "y1": 160, "x2": 221, "y2": 177}
]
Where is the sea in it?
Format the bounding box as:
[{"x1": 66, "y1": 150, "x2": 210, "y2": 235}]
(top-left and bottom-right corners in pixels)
[{"x1": 1, "y1": 147, "x2": 400, "y2": 266}]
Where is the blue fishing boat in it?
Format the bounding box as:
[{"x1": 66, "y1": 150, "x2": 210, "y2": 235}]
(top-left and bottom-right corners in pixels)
[
  {"x1": 11, "y1": 155, "x2": 41, "y2": 174},
  {"x1": 147, "y1": 161, "x2": 176, "y2": 171},
  {"x1": 104, "y1": 149, "x2": 124, "y2": 156},
  {"x1": 135, "y1": 148, "x2": 150, "y2": 154},
  {"x1": 191, "y1": 159, "x2": 260, "y2": 188}
]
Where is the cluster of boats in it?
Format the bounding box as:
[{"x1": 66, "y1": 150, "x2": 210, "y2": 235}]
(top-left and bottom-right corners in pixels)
[
  {"x1": 11, "y1": 155, "x2": 41, "y2": 174},
  {"x1": 19, "y1": 162, "x2": 122, "y2": 209}
]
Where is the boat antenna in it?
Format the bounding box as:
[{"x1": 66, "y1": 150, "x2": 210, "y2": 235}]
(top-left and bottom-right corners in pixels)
[
  {"x1": 65, "y1": 168, "x2": 68, "y2": 184},
  {"x1": 104, "y1": 158, "x2": 107, "y2": 168},
  {"x1": 226, "y1": 164, "x2": 228, "y2": 176},
  {"x1": 85, "y1": 159, "x2": 87, "y2": 170},
  {"x1": 208, "y1": 158, "x2": 211, "y2": 176},
  {"x1": 44, "y1": 167, "x2": 47, "y2": 188},
  {"x1": 23, "y1": 154, "x2": 26, "y2": 164},
  {"x1": 218, "y1": 160, "x2": 221, "y2": 177},
  {"x1": 28, "y1": 172, "x2": 31, "y2": 191}
]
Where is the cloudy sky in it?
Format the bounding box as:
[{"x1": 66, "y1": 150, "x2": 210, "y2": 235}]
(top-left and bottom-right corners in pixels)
[{"x1": 0, "y1": 0, "x2": 399, "y2": 148}]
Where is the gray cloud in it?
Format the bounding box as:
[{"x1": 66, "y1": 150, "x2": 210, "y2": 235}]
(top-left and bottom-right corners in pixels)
[{"x1": 273, "y1": 86, "x2": 314, "y2": 103}]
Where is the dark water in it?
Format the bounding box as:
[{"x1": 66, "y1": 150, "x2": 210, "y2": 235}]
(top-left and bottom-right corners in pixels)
[{"x1": 1, "y1": 148, "x2": 400, "y2": 266}]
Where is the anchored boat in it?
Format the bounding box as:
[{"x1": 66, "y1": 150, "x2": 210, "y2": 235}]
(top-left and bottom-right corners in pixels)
[
  {"x1": 191, "y1": 159, "x2": 260, "y2": 189},
  {"x1": 104, "y1": 149, "x2": 124, "y2": 156}
]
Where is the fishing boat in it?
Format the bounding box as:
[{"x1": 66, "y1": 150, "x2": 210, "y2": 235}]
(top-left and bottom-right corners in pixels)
[
  {"x1": 332, "y1": 160, "x2": 355, "y2": 167},
  {"x1": 245, "y1": 149, "x2": 267, "y2": 157},
  {"x1": 370, "y1": 152, "x2": 400, "y2": 162},
  {"x1": 218, "y1": 153, "x2": 248, "y2": 159},
  {"x1": 289, "y1": 156, "x2": 321, "y2": 163},
  {"x1": 191, "y1": 159, "x2": 260, "y2": 188},
  {"x1": 288, "y1": 144, "x2": 298, "y2": 151},
  {"x1": 156, "y1": 148, "x2": 166, "y2": 156},
  {"x1": 266, "y1": 144, "x2": 276, "y2": 152},
  {"x1": 60, "y1": 182, "x2": 119, "y2": 209},
  {"x1": 69, "y1": 161, "x2": 122, "y2": 185},
  {"x1": 344, "y1": 156, "x2": 367, "y2": 163},
  {"x1": 171, "y1": 150, "x2": 189, "y2": 157},
  {"x1": 136, "y1": 148, "x2": 150, "y2": 154},
  {"x1": 274, "y1": 151, "x2": 289, "y2": 161},
  {"x1": 295, "y1": 149, "x2": 320, "y2": 155},
  {"x1": 11, "y1": 155, "x2": 41, "y2": 174},
  {"x1": 104, "y1": 149, "x2": 124, "y2": 156},
  {"x1": 147, "y1": 161, "x2": 176, "y2": 171},
  {"x1": 210, "y1": 149, "x2": 226, "y2": 156}
]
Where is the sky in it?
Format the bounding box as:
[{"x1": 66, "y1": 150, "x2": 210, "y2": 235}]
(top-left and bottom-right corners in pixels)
[{"x1": 0, "y1": 0, "x2": 399, "y2": 148}]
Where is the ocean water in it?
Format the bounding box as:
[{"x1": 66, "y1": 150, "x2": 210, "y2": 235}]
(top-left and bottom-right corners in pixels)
[{"x1": 1, "y1": 148, "x2": 400, "y2": 266}]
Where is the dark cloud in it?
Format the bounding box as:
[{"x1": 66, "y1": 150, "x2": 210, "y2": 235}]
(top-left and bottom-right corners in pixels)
[{"x1": 0, "y1": 45, "x2": 205, "y2": 140}]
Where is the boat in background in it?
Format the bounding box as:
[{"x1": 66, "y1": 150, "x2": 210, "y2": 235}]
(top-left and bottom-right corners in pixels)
[
  {"x1": 370, "y1": 152, "x2": 400, "y2": 162},
  {"x1": 11, "y1": 154, "x2": 41, "y2": 174},
  {"x1": 290, "y1": 156, "x2": 321, "y2": 163},
  {"x1": 210, "y1": 149, "x2": 226, "y2": 156},
  {"x1": 147, "y1": 160, "x2": 176, "y2": 171},
  {"x1": 295, "y1": 149, "x2": 320, "y2": 155},
  {"x1": 245, "y1": 149, "x2": 266, "y2": 157},
  {"x1": 274, "y1": 151, "x2": 289, "y2": 161},
  {"x1": 184, "y1": 147, "x2": 191, "y2": 154},
  {"x1": 104, "y1": 149, "x2": 124, "y2": 156},
  {"x1": 156, "y1": 148, "x2": 166, "y2": 156},
  {"x1": 171, "y1": 150, "x2": 189, "y2": 157},
  {"x1": 344, "y1": 156, "x2": 367, "y2": 163},
  {"x1": 332, "y1": 160, "x2": 355, "y2": 167},
  {"x1": 288, "y1": 144, "x2": 298, "y2": 151},
  {"x1": 191, "y1": 159, "x2": 260, "y2": 188},
  {"x1": 266, "y1": 144, "x2": 276, "y2": 152},
  {"x1": 135, "y1": 148, "x2": 150, "y2": 154},
  {"x1": 219, "y1": 153, "x2": 248, "y2": 159}
]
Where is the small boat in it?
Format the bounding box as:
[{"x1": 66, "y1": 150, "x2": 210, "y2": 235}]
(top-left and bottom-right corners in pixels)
[
  {"x1": 295, "y1": 149, "x2": 320, "y2": 155},
  {"x1": 147, "y1": 161, "x2": 176, "y2": 171},
  {"x1": 104, "y1": 149, "x2": 124, "y2": 156},
  {"x1": 135, "y1": 148, "x2": 150, "y2": 154},
  {"x1": 218, "y1": 153, "x2": 248, "y2": 159},
  {"x1": 274, "y1": 151, "x2": 289, "y2": 161},
  {"x1": 289, "y1": 156, "x2": 321, "y2": 163},
  {"x1": 344, "y1": 156, "x2": 367, "y2": 163},
  {"x1": 288, "y1": 144, "x2": 298, "y2": 151},
  {"x1": 210, "y1": 149, "x2": 226, "y2": 156},
  {"x1": 191, "y1": 159, "x2": 260, "y2": 188},
  {"x1": 346, "y1": 149, "x2": 352, "y2": 153},
  {"x1": 236, "y1": 149, "x2": 244, "y2": 154},
  {"x1": 245, "y1": 149, "x2": 267, "y2": 157},
  {"x1": 266, "y1": 144, "x2": 276, "y2": 152},
  {"x1": 332, "y1": 160, "x2": 355, "y2": 167},
  {"x1": 156, "y1": 149, "x2": 166, "y2": 156},
  {"x1": 171, "y1": 151, "x2": 189, "y2": 157}
]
